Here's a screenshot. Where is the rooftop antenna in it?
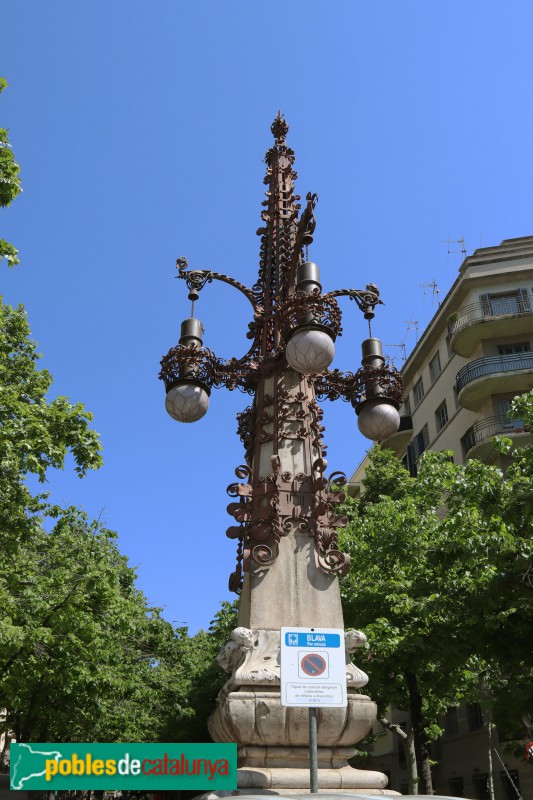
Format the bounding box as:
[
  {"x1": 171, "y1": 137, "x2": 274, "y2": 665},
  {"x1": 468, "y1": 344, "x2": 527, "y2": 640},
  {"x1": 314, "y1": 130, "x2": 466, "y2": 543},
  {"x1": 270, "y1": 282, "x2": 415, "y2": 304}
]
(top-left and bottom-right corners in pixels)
[
  {"x1": 383, "y1": 342, "x2": 407, "y2": 367},
  {"x1": 386, "y1": 316, "x2": 419, "y2": 365},
  {"x1": 441, "y1": 236, "x2": 467, "y2": 256},
  {"x1": 405, "y1": 317, "x2": 419, "y2": 344},
  {"x1": 420, "y1": 279, "x2": 442, "y2": 307}
]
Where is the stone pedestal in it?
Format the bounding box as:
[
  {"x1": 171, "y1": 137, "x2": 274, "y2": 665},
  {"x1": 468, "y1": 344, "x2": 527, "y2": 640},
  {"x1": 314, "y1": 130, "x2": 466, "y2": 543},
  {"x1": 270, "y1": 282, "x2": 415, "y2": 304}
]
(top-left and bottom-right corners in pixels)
[
  {"x1": 208, "y1": 625, "x2": 392, "y2": 794},
  {"x1": 209, "y1": 690, "x2": 376, "y2": 749}
]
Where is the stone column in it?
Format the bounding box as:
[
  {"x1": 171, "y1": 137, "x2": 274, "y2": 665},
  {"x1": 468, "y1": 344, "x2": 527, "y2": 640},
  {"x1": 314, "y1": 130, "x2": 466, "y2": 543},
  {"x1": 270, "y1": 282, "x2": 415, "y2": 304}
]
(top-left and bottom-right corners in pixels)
[{"x1": 208, "y1": 365, "x2": 391, "y2": 794}]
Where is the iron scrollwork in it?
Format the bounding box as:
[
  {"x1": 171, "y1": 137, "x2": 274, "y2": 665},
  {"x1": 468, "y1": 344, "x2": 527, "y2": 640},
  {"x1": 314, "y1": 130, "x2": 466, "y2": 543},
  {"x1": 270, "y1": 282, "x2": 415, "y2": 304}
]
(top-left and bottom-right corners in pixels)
[
  {"x1": 162, "y1": 115, "x2": 404, "y2": 591},
  {"x1": 314, "y1": 362, "x2": 403, "y2": 406}
]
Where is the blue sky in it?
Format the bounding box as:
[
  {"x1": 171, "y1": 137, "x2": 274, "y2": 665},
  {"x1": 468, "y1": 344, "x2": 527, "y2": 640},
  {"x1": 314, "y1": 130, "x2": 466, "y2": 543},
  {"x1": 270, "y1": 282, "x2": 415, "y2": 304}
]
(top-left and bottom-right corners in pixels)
[{"x1": 2, "y1": 1, "x2": 533, "y2": 632}]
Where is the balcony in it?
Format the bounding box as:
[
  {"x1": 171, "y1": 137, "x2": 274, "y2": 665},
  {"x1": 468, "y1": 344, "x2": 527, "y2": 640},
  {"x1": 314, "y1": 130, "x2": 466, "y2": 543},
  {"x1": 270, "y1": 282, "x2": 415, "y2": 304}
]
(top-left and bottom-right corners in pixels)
[
  {"x1": 462, "y1": 416, "x2": 531, "y2": 460},
  {"x1": 382, "y1": 414, "x2": 413, "y2": 455},
  {"x1": 448, "y1": 297, "x2": 533, "y2": 357},
  {"x1": 456, "y1": 353, "x2": 533, "y2": 410}
]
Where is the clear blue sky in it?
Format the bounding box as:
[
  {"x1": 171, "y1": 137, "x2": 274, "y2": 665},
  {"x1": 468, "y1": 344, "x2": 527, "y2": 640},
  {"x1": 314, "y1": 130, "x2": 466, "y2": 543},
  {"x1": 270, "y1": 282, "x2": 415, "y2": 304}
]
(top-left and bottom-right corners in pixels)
[{"x1": 3, "y1": 1, "x2": 533, "y2": 632}]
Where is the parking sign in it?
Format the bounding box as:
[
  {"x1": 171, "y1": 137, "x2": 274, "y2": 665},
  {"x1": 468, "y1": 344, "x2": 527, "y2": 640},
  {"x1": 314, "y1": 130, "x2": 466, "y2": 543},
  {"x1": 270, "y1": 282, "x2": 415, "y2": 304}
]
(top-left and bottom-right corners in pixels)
[{"x1": 280, "y1": 627, "x2": 347, "y2": 708}]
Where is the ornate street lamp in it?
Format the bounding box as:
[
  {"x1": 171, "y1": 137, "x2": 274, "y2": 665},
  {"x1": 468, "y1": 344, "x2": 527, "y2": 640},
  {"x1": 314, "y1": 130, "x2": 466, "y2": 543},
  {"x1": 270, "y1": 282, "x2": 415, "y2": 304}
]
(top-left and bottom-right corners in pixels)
[{"x1": 159, "y1": 115, "x2": 402, "y2": 794}]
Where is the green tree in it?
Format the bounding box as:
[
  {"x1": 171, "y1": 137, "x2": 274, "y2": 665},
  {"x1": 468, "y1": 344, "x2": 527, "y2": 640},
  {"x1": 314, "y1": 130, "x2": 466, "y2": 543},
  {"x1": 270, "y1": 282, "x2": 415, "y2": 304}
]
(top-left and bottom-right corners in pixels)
[
  {"x1": 2, "y1": 506, "x2": 161, "y2": 742},
  {"x1": 0, "y1": 77, "x2": 22, "y2": 266},
  {"x1": 340, "y1": 439, "x2": 533, "y2": 794},
  {"x1": 160, "y1": 600, "x2": 238, "y2": 743},
  {"x1": 0, "y1": 297, "x2": 233, "y2": 746},
  {"x1": 1, "y1": 490, "x2": 236, "y2": 745},
  {"x1": 0, "y1": 78, "x2": 229, "y2": 753},
  {"x1": 0, "y1": 299, "x2": 102, "y2": 554}
]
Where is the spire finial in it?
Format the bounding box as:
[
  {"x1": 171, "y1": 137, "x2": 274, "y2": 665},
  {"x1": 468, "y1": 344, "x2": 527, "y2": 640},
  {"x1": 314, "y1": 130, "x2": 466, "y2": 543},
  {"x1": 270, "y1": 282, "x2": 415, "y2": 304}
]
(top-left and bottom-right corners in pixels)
[{"x1": 271, "y1": 111, "x2": 288, "y2": 142}]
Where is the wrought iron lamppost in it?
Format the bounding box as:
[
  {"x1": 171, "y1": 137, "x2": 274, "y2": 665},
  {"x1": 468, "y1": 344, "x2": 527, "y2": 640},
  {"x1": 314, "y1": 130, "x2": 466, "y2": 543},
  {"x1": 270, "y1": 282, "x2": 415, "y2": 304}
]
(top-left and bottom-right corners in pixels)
[{"x1": 159, "y1": 114, "x2": 403, "y2": 794}]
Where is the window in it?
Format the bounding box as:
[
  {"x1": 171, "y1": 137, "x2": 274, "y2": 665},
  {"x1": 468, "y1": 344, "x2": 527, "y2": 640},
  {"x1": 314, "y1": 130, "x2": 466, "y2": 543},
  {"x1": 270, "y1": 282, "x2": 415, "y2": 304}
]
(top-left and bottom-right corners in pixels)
[
  {"x1": 467, "y1": 703, "x2": 483, "y2": 730},
  {"x1": 448, "y1": 777, "x2": 464, "y2": 797},
  {"x1": 398, "y1": 747, "x2": 406, "y2": 769},
  {"x1": 412, "y1": 424, "x2": 429, "y2": 461},
  {"x1": 480, "y1": 288, "x2": 530, "y2": 316},
  {"x1": 403, "y1": 396, "x2": 411, "y2": 416},
  {"x1": 500, "y1": 769, "x2": 520, "y2": 800},
  {"x1": 429, "y1": 351, "x2": 442, "y2": 383},
  {"x1": 498, "y1": 398, "x2": 525, "y2": 429},
  {"x1": 497, "y1": 341, "x2": 531, "y2": 355},
  {"x1": 453, "y1": 384, "x2": 461, "y2": 410},
  {"x1": 435, "y1": 400, "x2": 448, "y2": 432},
  {"x1": 413, "y1": 377, "x2": 425, "y2": 406},
  {"x1": 445, "y1": 333, "x2": 453, "y2": 359},
  {"x1": 445, "y1": 706, "x2": 458, "y2": 736},
  {"x1": 472, "y1": 774, "x2": 490, "y2": 800}
]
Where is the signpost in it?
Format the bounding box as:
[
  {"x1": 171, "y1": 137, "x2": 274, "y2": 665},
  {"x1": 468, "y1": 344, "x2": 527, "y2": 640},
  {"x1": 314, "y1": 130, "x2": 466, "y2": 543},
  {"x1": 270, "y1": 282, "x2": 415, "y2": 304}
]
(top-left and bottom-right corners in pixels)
[{"x1": 280, "y1": 627, "x2": 347, "y2": 793}]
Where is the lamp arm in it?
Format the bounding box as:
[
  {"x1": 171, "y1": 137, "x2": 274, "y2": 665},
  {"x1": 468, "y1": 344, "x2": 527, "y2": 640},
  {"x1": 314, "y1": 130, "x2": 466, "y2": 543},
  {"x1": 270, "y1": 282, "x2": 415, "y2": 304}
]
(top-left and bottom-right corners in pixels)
[
  {"x1": 323, "y1": 286, "x2": 382, "y2": 319},
  {"x1": 176, "y1": 258, "x2": 261, "y2": 314}
]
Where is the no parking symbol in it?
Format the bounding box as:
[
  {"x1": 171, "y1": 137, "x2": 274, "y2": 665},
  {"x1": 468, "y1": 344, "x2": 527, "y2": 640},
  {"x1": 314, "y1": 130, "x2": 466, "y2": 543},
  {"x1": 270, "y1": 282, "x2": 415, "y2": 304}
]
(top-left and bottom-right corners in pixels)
[{"x1": 299, "y1": 652, "x2": 328, "y2": 677}]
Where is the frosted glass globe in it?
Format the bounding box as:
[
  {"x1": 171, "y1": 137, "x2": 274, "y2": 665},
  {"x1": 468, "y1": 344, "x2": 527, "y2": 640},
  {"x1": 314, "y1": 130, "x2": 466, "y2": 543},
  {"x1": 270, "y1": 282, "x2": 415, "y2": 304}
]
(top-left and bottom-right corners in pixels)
[
  {"x1": 357, "y1": 399, "x2": 401, "y2": 441},
  {"x1": 285, "y1": 328, "x2": 335, "y2": 375},
  {"x1": 165, "y1": 382, "x2": 209, "y2": 423}
]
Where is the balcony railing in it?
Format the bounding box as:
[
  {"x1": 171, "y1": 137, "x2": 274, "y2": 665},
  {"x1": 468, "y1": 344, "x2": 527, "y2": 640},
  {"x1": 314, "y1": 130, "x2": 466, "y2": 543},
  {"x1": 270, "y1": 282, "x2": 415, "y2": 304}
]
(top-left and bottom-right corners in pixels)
[
  {"x1": 456, "y1": 353, "x2": 533, "y2": 394},
  {"x1": 461, "y1": 416, "x2": 529, "y2": 456},
  {"x1": 448, "y1": 297, "x2": 532, "y2": 337}
]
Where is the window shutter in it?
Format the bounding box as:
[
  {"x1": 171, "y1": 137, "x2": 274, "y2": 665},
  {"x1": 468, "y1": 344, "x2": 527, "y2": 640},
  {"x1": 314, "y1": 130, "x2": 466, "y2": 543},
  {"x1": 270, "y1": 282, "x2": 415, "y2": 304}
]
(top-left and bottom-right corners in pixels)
[{"x1": 406, "y1": 443, "x2": 417, "y2": 477}]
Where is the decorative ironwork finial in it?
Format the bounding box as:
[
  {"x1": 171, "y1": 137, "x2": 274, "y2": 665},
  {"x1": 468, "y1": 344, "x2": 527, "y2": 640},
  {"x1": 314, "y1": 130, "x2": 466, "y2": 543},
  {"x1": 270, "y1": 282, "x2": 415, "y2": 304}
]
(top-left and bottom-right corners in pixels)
[{"x1": 271, "y1": 111, "x2": 288, "y2": 142}]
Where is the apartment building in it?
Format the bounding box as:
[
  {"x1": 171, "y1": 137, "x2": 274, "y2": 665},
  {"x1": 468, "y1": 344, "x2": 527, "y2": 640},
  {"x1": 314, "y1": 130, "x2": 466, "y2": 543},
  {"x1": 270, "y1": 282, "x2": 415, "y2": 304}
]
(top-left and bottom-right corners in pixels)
[
  {"x1": 351, "y1": 235, "x2": 533, "y2": 489},
  {"x1": 348, "y1": 235, "x2": 533, "y2": 798}
]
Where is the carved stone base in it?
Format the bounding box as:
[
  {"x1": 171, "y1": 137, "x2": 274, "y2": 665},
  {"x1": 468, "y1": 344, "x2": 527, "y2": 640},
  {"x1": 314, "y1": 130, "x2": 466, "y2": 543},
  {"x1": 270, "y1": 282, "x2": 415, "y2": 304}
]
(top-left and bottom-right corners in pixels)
[
  {"x1": 209, "y1": 691, "x2": 376, "y2": 748},
  {"x1": 237, "y1": 765, "x2": 389, "y2": 790},
  {"x1": 239, "y1": 746, "x2": 361, "y2": 769},
  {"x1": 207, "y1": 628, "x2": 393, "y2": 795}
]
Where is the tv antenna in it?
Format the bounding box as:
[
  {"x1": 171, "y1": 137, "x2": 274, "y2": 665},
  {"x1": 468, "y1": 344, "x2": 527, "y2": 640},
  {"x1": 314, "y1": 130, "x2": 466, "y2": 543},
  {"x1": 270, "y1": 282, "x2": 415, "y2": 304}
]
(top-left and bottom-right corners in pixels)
[
  {"x1": 420, "y1": 279, "x2": 442, "y2": 307},
  {"x1": 384, "y1": 342, "x2": 407, "y2": 365},
  {"x1": 385, "y1": 318, "x2": 418, "y2": 365},
  {"x1": 441, "y1": 236, "x2": 466, "y2": 256},
  {"x1": 405, "y1": 317, "x2": 419, "y2": 343}
]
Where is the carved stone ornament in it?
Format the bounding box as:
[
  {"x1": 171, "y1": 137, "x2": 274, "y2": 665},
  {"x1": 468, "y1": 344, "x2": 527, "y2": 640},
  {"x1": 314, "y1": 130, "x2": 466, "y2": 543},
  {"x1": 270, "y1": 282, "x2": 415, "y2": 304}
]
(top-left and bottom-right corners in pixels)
[
  {"x1": 344, "y1": 629, "x2": 369, "y2": 688},
  {"x1": 216, "y1": 627, "x2": 369, "y2": 691}
]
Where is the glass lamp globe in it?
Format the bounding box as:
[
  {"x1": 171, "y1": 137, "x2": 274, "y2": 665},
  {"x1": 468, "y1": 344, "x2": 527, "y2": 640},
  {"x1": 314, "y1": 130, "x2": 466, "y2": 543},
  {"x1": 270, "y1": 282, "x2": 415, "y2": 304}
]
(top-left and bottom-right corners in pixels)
[
  {"x1": 357, "y1": 398, "x2": 401, "y2": 441},
  {"x1": 165, "y1": 381, "x2": 210, "y2": 423},
  {"x1": 285, "y1": 327, "x2": 335, "y2": 375}
]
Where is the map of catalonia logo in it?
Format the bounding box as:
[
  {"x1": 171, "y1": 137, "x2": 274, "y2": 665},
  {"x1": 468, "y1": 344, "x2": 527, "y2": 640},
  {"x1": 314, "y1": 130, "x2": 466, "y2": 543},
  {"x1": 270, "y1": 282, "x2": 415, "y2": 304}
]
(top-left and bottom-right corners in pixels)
[{"x1": 10, "y1": 743, "x2": 237, "y2": 790}]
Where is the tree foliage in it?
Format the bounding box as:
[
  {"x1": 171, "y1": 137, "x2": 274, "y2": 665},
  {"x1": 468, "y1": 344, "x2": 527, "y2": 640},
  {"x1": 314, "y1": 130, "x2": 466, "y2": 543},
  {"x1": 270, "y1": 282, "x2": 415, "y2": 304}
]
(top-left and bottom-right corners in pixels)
[
  {"x1": 0, "y1": 300, "x2": 102, "y2": 557},
  {"x1": 0, "y1": 76, "x2": 235, "y2": 751},
  {"x1": 0, "y1": 77, "x2": 22, "y2": 266},
  {"x1": 0, "y1": 304, "x2": 234, "y2": 738},
  {"x1": 340, "y1": 402, "x2": 533, "y2": 791}
]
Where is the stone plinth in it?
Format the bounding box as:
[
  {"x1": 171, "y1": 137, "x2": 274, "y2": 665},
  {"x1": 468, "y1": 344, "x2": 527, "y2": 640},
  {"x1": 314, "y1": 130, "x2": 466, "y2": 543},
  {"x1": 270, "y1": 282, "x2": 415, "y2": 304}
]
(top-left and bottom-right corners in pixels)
[{"x1": 209, "y1": 690, "x2": 376, "y2": 749}]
